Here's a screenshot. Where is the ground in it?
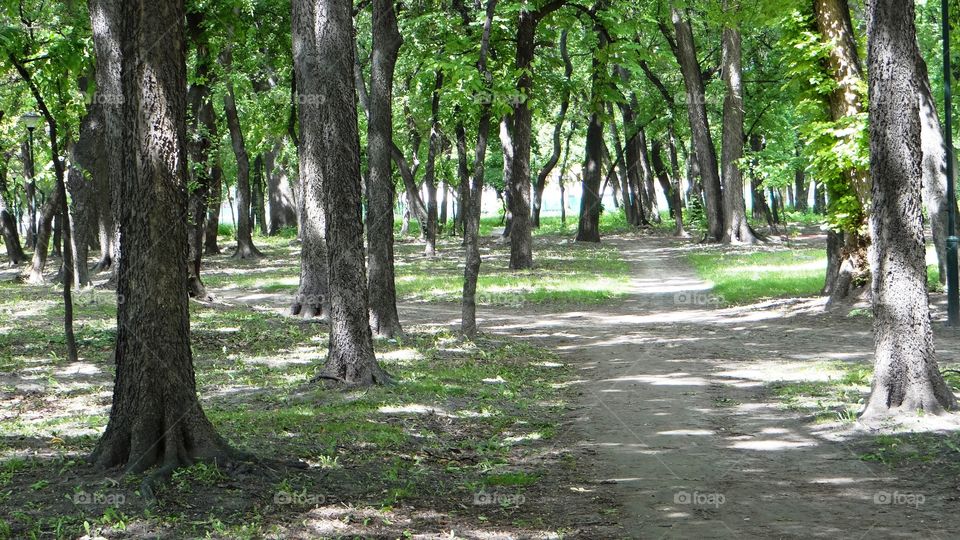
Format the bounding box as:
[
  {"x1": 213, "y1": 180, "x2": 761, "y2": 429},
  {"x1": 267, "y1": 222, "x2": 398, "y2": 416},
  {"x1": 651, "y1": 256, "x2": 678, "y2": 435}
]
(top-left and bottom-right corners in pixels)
[{"x1": 2, "y1": 217, "x2": 960, "y2": 538}]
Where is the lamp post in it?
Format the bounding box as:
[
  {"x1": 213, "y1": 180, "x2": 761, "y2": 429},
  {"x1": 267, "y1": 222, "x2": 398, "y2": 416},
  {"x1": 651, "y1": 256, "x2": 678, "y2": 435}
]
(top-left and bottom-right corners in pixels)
[{"x1": 19, "y1": 112, "x2": 40, "y2": 250}]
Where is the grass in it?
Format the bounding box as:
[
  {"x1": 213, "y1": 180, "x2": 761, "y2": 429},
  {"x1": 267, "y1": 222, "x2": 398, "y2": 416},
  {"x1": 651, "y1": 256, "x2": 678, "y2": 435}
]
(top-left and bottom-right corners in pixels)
[
  {"x1": 0, "y1": 232, "x2": 611, "y2": 539},
  {"x1": 688, "y1": 247, "x2": 943, "y2": 305},
  {"x1": 203, "y1": 220, "x2": 633, "y2": 308}
]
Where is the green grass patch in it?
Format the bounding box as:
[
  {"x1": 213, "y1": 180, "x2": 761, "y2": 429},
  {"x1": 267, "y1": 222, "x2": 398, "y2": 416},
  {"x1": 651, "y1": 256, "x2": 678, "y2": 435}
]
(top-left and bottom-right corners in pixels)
[{"x1": 688, "y1": 248, "x2": 942, "y2": 304}]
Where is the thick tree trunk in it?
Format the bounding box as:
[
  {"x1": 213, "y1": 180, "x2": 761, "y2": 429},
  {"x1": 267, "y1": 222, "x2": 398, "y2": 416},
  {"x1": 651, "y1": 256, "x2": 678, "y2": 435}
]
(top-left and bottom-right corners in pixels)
[
  {"x1": 25, "y1": 184, "x2": 61, "y2": 283},
  {"x1": 265, "y1": 145, "x2": 297, "y2": 235},
  {"x1": 290, "y1": 0, "x2": 331, "y2": 319},
  {"x1": 92, "y1": 0, "x2": 234, "y2": 476},
  {"x1": 313, "y1": 0, "x2": 390, "y2": 385},
  {"x1": 365, "y1": 0, "x2": 404, "y2": 338},
  {"x1": 88, "y1": 0, "x2": 123, "y2": 281},
  {"x1": 720, "y1": 24, "x2": 757, "y2": 244},
  {"x1": 672, "y1": 8, "x2": 723, "y2": 240},
  {"x1": 814, "y1": 0, "x2": 871, "y2": 300},
  {"x1": 462, "y1": 0, "x2": 497, "y2": 338},
  {"x1": 576, "y1": 12, "x2": 607, "y2": 243},
  {"x1": 862, "y1": 0, "x2": 956, "y2": 418},
  {"x1": 507, "y1": 8, "x2": 535, "y2": 269},
  {"x1": 456, "y1": 121, "x2": 470, "y2": 237},
  {"x1": 794, "y1": 165, "x2": 808, "y2": 212},
  {"x1": 0, "y1": 156, "x2": 26, "y2": 264}
]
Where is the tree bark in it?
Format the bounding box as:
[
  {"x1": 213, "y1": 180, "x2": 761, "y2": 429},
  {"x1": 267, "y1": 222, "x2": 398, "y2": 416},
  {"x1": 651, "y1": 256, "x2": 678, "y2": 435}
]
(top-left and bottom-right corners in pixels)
[
  {"x1": 92, "y1": 0, "x2": 235, "y2": 476},
  {"x1": 186, "y1": 10, "x2": 216, "y2": 299},
  {"x1": 88, "y1": 0, "x2": 123, "y2": 280},
  {"x1": 0, "y1": 155, "x2": 26, "y2": 264},
  {"x1": 506, "y1": 8, "x2": 535, "y2": 269},
  {"x1": 533, "y1": 30, "x2": 572, "y2": 229},
  {"x1": 423, "y1": 71, "x2": 443, "y2": 256},
  {"x1": 720, "y1": 23, "x2": 757, "y2": 244},
  {"x1": 814, "y1": 0, "x2": 870, "y2": 301},
  {"x1": 290, "y1": 0, "x2": 331, "y2": 319},
  {"x1": 917, "y1": 49, "x2": 952, "y2": 285},
  {"x1": 204, "y1": 163, "x2": 223, "y2": 255},
  {"x1": 862, "y1": 0, "x2": 956, "y2": 418},
  {"x1": 312, "y1": 0, "x2": 391, "y2": 385},
  {"x1": 671, "y1": 8, "x2": 723, "y2": 240},
  {"x1": 265, "y1": 144, "x2": 297, "y2": 235},
  {"x1": 576, "y1": 7, "x2": 607, "y2": 243},
  {"x1": 365, "y1": 0, "x2": 404, "y2": 338},
  {"x1": 462, "y1": 0, "x2": 498, "y2": 338},
  {"x1": 221, "y1": 45, "x2": 263, "y2": 259}
]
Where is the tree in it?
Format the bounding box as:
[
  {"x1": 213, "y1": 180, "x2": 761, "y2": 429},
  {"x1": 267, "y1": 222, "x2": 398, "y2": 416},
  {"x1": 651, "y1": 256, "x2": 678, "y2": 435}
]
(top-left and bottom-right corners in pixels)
[
  {"x1": 0, "y1": 150, "x2": 25, "y2": 264},
  {"x1": 222, "y1": 45, "x2": 264, "y2": 260},
  {"x1": 812, "y1": 0, "x2": 869, "y2": 302},
  {"x1": 719, "y1": 13, "x2": 757, "y2": 244},
  {"x1": 365, "y1": 0, "x2": 404, "y2": 338},
  {"x1": 667, "y1": 7, "x2": 724, "y2": 241},
  {"x1": 462, "y1": 0, "x2": 498, "y2": 337},
  {"x1": 312, "y1": 0, "x2": 391, "y2": 385},
  {"x1": 575, "y1": 2, "x2": 608, "y2": 244},
  {"x1": 290, "y1": 0, "x2": 331, "y2": 319},
  {"x1": 861, "y1": 0, "x2": 956, "y2": 418},
  {"x1": 91, "y1": 0, "x2": 236, "y2": 479}
]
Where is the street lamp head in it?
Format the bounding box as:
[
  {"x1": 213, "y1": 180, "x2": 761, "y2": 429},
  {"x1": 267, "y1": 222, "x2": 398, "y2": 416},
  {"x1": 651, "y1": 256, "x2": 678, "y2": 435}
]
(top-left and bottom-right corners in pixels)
[{"x1": 19, "y1": 112, "x2": 41, "y2": 130}]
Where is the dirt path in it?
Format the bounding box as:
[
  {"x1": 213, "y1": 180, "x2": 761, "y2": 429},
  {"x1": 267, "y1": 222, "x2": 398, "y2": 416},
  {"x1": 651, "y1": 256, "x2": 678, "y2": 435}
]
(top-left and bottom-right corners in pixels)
[{"x1": 402, "y1": 235, "x2": 960, "y2": 539}]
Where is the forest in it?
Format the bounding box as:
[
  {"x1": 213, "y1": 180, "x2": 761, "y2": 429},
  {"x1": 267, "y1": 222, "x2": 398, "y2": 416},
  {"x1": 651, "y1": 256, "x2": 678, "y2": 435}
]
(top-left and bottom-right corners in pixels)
[{"x1": 2, "y1": 0, "x2": 960, "y2": 537}]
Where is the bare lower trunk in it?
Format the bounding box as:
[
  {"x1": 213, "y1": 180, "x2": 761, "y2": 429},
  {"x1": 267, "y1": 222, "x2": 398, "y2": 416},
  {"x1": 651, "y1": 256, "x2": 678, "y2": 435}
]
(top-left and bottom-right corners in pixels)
[
  {"x1": 365, "y1": 0, "x2": 404, "y2": 338},
  {"x1": 290, "y1": 0, "x2": 331, "y2": 320},
  {"x1": 313, "y1": 0, "x2": 390, "y2": 385},
  {"x1": 221, "y1": 53, "x2": 263, "y2": 260},
  {"x1": 862, "y1": 0, "x2": 956, "y2": 418},
  {"x1": 720, "y1": 24, "x2": 757, "y2": 244},
  {"x1": 917, "y1": 49, "x2": 951, "y2": 284},
  {"x1": 265, "y1": 145, "x2": 297, "y2": 235},
  {"x1": 462, "y1": 0, "x2": 497, "y2": 338},
  {"x1": 0, "y1": 156, "x2": 26, "y2": 264}
]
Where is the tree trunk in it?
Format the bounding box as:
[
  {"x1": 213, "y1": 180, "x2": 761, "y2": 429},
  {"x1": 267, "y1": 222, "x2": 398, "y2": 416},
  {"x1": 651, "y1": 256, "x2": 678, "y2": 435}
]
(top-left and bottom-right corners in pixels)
[
  {"x1": 814, "y1": 0, "x2": 870, "y2": 300},
  {"x1": 507, "y1": 7, "x2": 536, "y2": 270},
  {"x1": 204, "y1": 163, "x2": 223, "y2": 255},
  {"x1": 423, "y1": 71, "x2": 443, "y2": 256},
  {"x1": 917, "y1": 49, "x2": 952, "y2": 285},
  {"x1": 252, "y1": 155, "x2": 267, "y2": 235},
  {"x1": 636, "y1": 127, "x2": 661, "y2": 224},
  {"x1": 653, "y1": 139, "x2": 685, "y2": 236},
  {"x1": 606, "y1": 103, "x2": 636, "y2": 226},
  {"x1": 186, "y1": 10, "x2": 215, "y2": 299},
  {"x1": 91, "y1": 0, "x2": 235, "y2": 475},
  {"x1": 290, "y1": 0, "x2": 331, "y2": 319},
  {"x1": 533, "y1": 30, "x2": 572, "y2": 229},
  {"x1": 265, "y1": 144, "x2": 297, "y2": 235},
  {"x1": 862, "y1": 0, "x2": 956, "y2": 418},
  {"x1": 88, "y1": 0, "x2": 123, "y2": 281},
  {"x1": 221, "y1": 50, "x2": 263, "y2": 259},
  {"x1": 720, "y1": 23, "x2": 757, "y2": 244},
  {"x1": 0, "y1": 155, "x2": 26, "y2": 264},
  {"x1": 462, "y1": 0, "x2": 497, "y2": 338},
  {"x1": 365, "y1": 0, "x2": 404, "y2": 338},
  {"x1": 794, "y1": 164, "x2": 808, "y2": 212},
  {"x1": 313, "y1": 0, "x2": 391, "y2": 385},
  {"x1": 672, "y1": 7, "x2": 723, "y2": 240},
  {"x1": 456, "y1": 121, "x2": 470, "y2": 237},
  {"x1": 23, "y1": 141, "x2": 37, "y2": 250},
  {"x1": 575, "y1": 10, "x2": 607, "y2": 243}
]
